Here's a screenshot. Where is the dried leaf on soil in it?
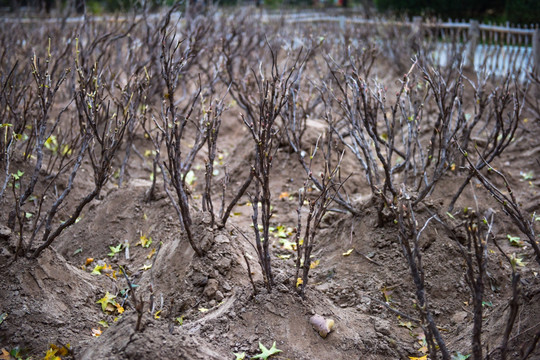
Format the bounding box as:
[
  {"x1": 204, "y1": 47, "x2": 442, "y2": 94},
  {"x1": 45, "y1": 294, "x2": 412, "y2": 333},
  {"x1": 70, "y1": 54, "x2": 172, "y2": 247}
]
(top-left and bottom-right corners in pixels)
[
  {"x1": 96, "y1": 291, "x2": 117, "y2": 312},
  {"x1": 233, "y1": 352, "x2": 246, "y2": 360},
  {"x1": 136, "y1": 234, "x2": 152, "y2": 248},
  {"x1": 342, "y1": 249, "x2": 354, "y2": 256},
  {"x1": 0, "y1": 349, "x2": 10, "y2": 360},
  {"x1": 252, "y1": 341, "x2": 282, "y2": 360}
]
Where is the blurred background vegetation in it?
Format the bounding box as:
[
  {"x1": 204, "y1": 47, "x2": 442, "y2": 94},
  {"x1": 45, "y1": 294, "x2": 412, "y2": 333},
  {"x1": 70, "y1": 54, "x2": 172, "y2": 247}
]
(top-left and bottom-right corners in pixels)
[{"x1": 0, "y1": 0, "x2": 538, "y2": 24}]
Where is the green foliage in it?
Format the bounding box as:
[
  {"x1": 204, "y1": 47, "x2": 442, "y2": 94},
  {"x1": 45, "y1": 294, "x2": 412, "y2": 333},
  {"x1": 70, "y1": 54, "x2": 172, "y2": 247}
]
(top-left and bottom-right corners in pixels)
[
  {"x1": 505, "y1": 0, "x2": 540, "y2": 24},
  {"x1": 373, "y1": 0, "x2": 533, "y2": 23},
  {"x1": 252, "y1": 342, "x2": 282, "y2": 359},
  {"x1": 108, "y1": 243, "x2": 123, "y2": 257}
]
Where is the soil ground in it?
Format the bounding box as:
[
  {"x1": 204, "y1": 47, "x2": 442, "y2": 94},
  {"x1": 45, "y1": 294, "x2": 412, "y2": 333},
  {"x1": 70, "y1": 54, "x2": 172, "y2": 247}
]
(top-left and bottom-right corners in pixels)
[{"x1": 1, "y1": 11, "x2": 540, "y2": 360}]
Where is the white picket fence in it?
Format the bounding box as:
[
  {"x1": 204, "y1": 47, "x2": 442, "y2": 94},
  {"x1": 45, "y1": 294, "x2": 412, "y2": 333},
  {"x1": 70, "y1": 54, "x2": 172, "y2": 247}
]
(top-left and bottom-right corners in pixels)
[
  {"x1": 2, "y1": 9, "x2": 538, "y2": 78},
  {"x1": 264, "y1": 12, "x2": 540, "y2": 79}
]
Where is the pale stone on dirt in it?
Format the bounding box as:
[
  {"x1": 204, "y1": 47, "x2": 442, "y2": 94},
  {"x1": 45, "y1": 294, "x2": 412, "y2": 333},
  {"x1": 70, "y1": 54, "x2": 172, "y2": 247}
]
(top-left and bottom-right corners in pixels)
[
  {"x1": 310, "y1": 314, "x2": 335, "y2": 338},
  {"x1": 204, "y1": 278, "x2": 219, "y2": 299},
  {"x1": 0, "y1": 225, "x2": 11, "y2": 240}
]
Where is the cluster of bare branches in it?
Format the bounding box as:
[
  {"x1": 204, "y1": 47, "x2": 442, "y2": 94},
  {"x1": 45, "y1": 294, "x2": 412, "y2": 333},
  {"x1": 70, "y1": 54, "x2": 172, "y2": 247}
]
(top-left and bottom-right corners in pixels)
[{"x1": 1, "y1": 7, "x2": 539, "y2": 357}]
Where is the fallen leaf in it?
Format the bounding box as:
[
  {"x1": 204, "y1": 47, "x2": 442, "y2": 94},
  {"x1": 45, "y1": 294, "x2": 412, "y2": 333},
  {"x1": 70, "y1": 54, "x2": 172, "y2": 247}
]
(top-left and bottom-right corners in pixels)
[
  {"x1": 451, "y1": 353, "x2": 471, "y2": 360},
  {"x1": 43, "y1": 347, "x2": 60, "y2": 360},
  {"x1": 198, "y1": 307, "x2": 209, "y2": 313},
  {"x1": 136, "y1": 234, "x2": 153, "y2": 248},
  {"x1": 234, "y1": 352, "x2": 246, "y2": 360},
  {"x1": 0, "y1": 349, "x2": 10, "y2": 360},
  {"x1": 408, "y1": 356, "x2": 428, "y2": 360},
  {"x1": 252, "y1": 341, "x2": 282, "y2": 360},
  {"x1": 310, "y1": 260, "x2": 320, "y2": 269},
  {"x1": 279, "y1": 239, "x2": 296, "y2": 251},
  {"x1": 342, "y1": 248, "x2": 354, "y2": 256},
  {"x1": 381, "y1": 286, "x2": 393, "y2": 303},
  {"x1": 154, "y1": 310, "x2": 162, "y2": 319},
  {"x1": 108, "y1": 243, "x2": 123, "y2": 257},
  {"x1": 85, "y1": 258, "x2": 94, "y2": 266},
  {"x1": 115, "y1": 303, "x2": 124, "y2": 314},
  {"x1": 49, "y1": 344, "x2": 70, "y2": 357},
  {"x1": 98, "y1": 320, "x2": 109, "y2": 328},
  {"x1": 147, "y1": 248, "x2": 156, "y2": 259},
  {"x1": 140, "y1": 264, "x2": 152, "y2": 271},
  {"x1": 96, "y1": 291, "x2": 117, "y2": 312},
  {"x1": 399, "y1": 321, "x2": 414, "y2": 331},
  {"x1": 278, "y1": 192, "x2": 289, "y2": 200},
  {"x1": 91, "y1": 327, "x2": 102, "y2": 337},
  {"x1": 91, "y1": 263, "x2": 106, "y2": 275},
  {"x1": 184, "y1": 170, "x2": 196, "y2": 185},
  {"x1": 296, "y1": 277, "x2": 303, "y2": 288}
]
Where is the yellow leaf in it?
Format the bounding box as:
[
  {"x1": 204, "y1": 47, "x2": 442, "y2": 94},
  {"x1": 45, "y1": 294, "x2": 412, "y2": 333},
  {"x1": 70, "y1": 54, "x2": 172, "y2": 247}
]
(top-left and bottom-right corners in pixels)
[
  {"x1": 140, "y1": 264, "x2": 152, "y2": 271},
  {"x1": 96, "y1": 291, "x2": 117, "y2": 312},
  {"x1": 0, "y1": 349, "x2": 11, "y2": 360},
  {"x1": 49, "y1": 344, "x2": 70, "y2": 357},
  {"x1": 310, "y1": 260, "x2": 320, "y2": 269},
  {"x1": 136, "y1": 234, "x2": 152, "y2": 248},
  {"x1": 154, "y1": 310, "x2": 162, "y2": 319},
  {"x1": 198, "y1": 307, "x2": 209, "y2": 313},
  {"x1": 147, "y1": 248, "x2": 156, "y2": 259},
  {"x1": 381, "y1": 286, "x2": 393, "y2": 303},
  {"x1": 278, "y1": 192, "x2": 289, "y2": 200},
  {"x1": 296, "y1": 277, "x2": 303, "y2": 288},
  {"x1": 85, "y1": 258, "x2": 94, "y2": 266},
  {"x1": 91, "y1": 327, "x2": 102, "y2": 337},
  {"x1": 91, "y1": 264, "x2": 106, "y2": 275},
  {"x1": 408, "y1": 356, "x2": 428, "y2": 360},
  {"x1": 399, "y1": 321, "x2": 414, "y2": 330},
  {"x1": 115, "y1": 303, "x2": 124, "y2": 314},
  {"x1": 342, "y1": 248, "x2": 354, "y2": 256},
  {"x1": 43, "y1": 347, "x2": 59, "y2": 360}
]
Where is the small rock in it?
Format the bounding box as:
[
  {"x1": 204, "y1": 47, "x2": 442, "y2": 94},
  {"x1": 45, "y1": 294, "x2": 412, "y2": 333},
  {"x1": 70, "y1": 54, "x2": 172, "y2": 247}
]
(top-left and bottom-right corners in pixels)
[
  {"x1": 214, "y1": 234, "x2": 230, "y2": 244},
  {"x1": 374, "y1": 318, "x2": 391, "y2": 336},
  {"x1": 215, "y1": 290, "x2": 224, "y2": 302},
  {"x1": 310, "y1": 314, "x2": 335, "y2": 338},
  {"x1": 451, "y1": 311, "x2": 468, "y2": 324},
  {"x1": 315, "y1": 282, "x2": 330, "y2": 292},
  {"x1": 191, "y1": 271, "x2": 208, "y2": 287},
  {"x1": 222, "y1": 281, "x2": 232, "y2": 292},
  {"x1": 216, "y1": 257, "x2": 232, "y2": 275},
  {"x1": 203, "y1": 278, "x2": 219, "y2": 298},
  {"x1": 209, "y1": 300, "x2": 217, "y2": 307},
  {"x1": 0, "y1": 225, "x2": 11, "y2": 240}
]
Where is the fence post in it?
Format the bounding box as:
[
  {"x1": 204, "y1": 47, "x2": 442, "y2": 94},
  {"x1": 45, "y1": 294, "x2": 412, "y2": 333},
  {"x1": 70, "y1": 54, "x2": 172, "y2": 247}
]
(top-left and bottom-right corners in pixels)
[
  {"x1": 534, "y1": 28, "x2": 540, "y2": 75},
  {"x1": 468, "y1": 20, "x2": 480, "y2": 69},
  {"x1": 412, "y1": 16, "x2": 423, "y2": 49}
]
